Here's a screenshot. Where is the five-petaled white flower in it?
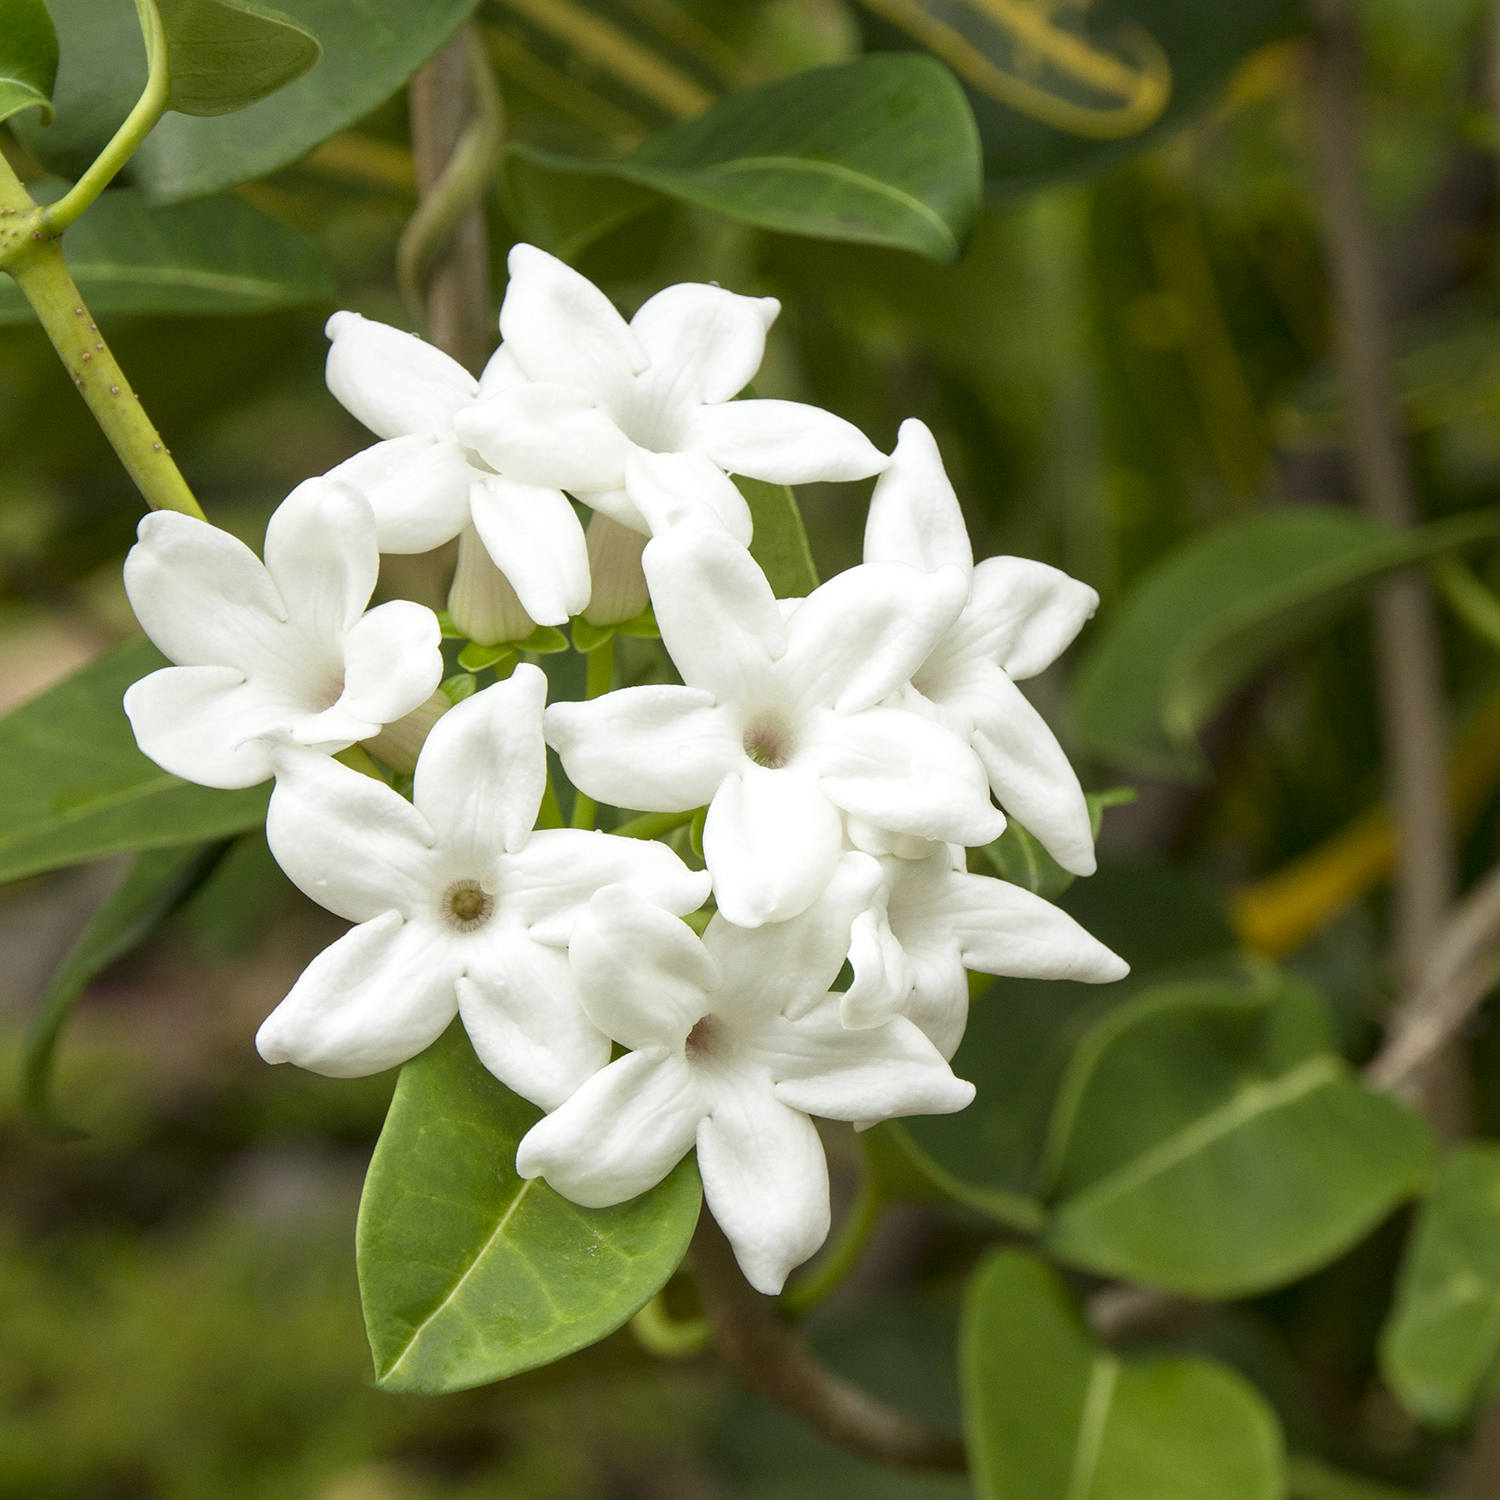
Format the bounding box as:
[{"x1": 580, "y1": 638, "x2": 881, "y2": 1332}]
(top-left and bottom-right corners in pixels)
[
  {"x1": 323, "y1": 310, "x2": 589, "y2": 628},
  {"x1": 545, "y1": 495, "x2": 1006, "y2": 928},
  {"x1": 515, "y1": 859, "x2": 975, "y2": 1295},
  {"x1": 864, "y1": 420, "x2": 1102, "y2": 874},
  {"x1": 452, "y1": 244, "x2": 889, "y2": 538},
  {"x1": 845, "y1": 851, "x2": 1129, "y2": 1059},
  {"x1": 123, "y1": 477, "x2": 443, "y2": 790},
  {"x1": 256, "y1": 665, "x2": 710, "y2": 1109}
]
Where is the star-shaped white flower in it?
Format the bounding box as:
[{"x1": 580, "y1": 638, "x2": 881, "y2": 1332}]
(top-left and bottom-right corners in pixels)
[
  {"x1": 863, "y1": 420, "x2": 1102, "y2": 874},
  {"x1": 256, "y1": 665, "x2": 710, "y2": 1109},
  {"x1": 515, "y1": 859, "x2": 974, "y2": 1294},
  {"x1": 545, "y1": 507, "x2": 1005, "y2": 928},
  {"x1": 122, "y1": 478, "x2": 443, "y2": 790},
  {"x1": 844, "y1": 851, "x2": 1128, "y2": 1059},
  {"x1": 322, "y1": 310, "x2": 589, "y2": 628},
  {"x1": 451, "y1": 244, "x2": 889, "y2": 537}
]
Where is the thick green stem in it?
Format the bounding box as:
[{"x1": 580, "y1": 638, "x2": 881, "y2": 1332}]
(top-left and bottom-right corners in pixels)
[
  {"x1": 614, "y1": 808, "x2": 696, "y2": 840},
  {"x1": 569, "y1": 636, "x2": 614, "y2": 829}
]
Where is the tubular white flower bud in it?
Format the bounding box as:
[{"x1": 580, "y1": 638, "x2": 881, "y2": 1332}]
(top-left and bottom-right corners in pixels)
[
  {"x1": 447, "y1": 525, "x2": 535, "y2": 645},
  {"x1": 582, "y1": 512, "x2": 649, "y2": 626},
  {"x1": 362, "y1": 688, "x2": 450, "y2": 775}
]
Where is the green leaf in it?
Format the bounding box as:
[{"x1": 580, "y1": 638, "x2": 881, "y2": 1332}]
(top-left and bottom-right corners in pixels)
[
  {"x1": 1071, "y1": 506, "x2": 1500, "y2": 780},
  {"x1": 0, "y1": 0, "x2": 58, "y2": 125},
  {"x1": 21, "y1": 841, "x2": 225, "y2": 1137},
  {"x1": 737, "y1": 475, "x2": 819, "y2": 599},
  {"x1": 501, "y1": 150, "x2": 661, "y2": 266},
  {"x1": 508, "y1": 54, "x2": 983, "y2": 264},
  {"x1": 1041, "y1": 978, "x2": 1435, "y2": 1297},
  {"x1": 982, "y1": 788, "x2": 1136, "y2": 901},
  {"x1": 357, "y1": 1022, "x2": 703, "y2": 1393},
  {"x1": 1380, "y1": 1144, "x2": 1500, "y2": 1429},
  {"x1": 0, "y1": 184, "x2": 332, "y2": 322},
  {"x1": 0, "y1": 639, "x2": 269, "y2": 884},
  {"x1": 157, "y1": 0, "x2": 321, "y2": 118},
  {"x1": 961, "y1": 1249, "x2": 1284, "y2": 1500}
]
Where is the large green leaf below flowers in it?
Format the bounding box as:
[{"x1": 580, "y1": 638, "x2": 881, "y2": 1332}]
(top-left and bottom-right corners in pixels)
[
  {"x1": 357, "y1": 1022, "x2": 702, "y2": 1393},
  {"x1": 0, "y1": 0, "x2": 58, "y2": 126},
  {"x1": 0, "y1": 638, "x2": 269, "y2": 884}
]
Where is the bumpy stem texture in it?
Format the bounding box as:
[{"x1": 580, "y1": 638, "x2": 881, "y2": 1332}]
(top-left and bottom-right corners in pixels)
[{"x1": 690, "y1": 1214, "x2": 967, "y2": 1475}]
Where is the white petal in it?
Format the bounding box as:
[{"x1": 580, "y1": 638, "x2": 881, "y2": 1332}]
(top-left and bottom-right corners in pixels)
[
  {"x1": 953, "y1": 556, "x2": 1099, "y2": 681},
  {"x1": 583, "y1": 511, "x2": 650, "y2": 626},
  {"x1": 545, "y1": 687, "x2": 740, "y2": 812},
  {"x1": 324, "y1": 310, "x2": 478, "y2": 441},
  {"x1": 766, "y1": 1001, "x2": 975, "y2": 1121},
  {"x1": 624, "y1": 449, "x2": 753, "y2": 544},
  {"x1": 414, "y1": 665, "x2": 548, "y2": 860},
  {"x1": 777, "y1": 561, "x2": 967, "y2": 714},
  {"x1": 447, "y1": 525, "x2": 535, "y2": 646},
  {"x1": 499, "y1": 243, "x2": 647, "y2": 395},
  {"x1": 124, "y1": 665, "x2": 279, "y2": 789},
  {"x1": 503, "y1": 830, "x2": 710, "y2": 945},
  {"x1": 844, "y1": 816, "x2": 946, "y2": 861},
  {"x1": 643, "y1": 522, "x2": 783, "y2": 701},
  {"x1": 629, "y1": 282, "x2": 778, "y2": 407},
  {"x1": 123, "y1": 511, "x2": 287, "y2": 672},
  {"x1": 478, "y1": 340, "x2": 525, "y2": 397},
  {"x1": 340, "y1": 600, "x2": 444, "y2": 727},
  {"x1": 262, "y1": 477, "x2": 378, "y2": 643},
  {"x1": 686, "y1": 398, "x2": 888, "y2": 485},
  {"x1": 902, "y1": 953, "x2": 970, "y2": 1062},
  {"x1": 516, "y1": 1050, "x2": 704, "y2": 1207},
  {"x1": 967, "y1": 668, "x2": 1095, "y2": 875},
  {"x1": 567, "y1": 884, "x2": 719, "y2": 1051},
  {"x1": 580, "y1": 485, "x2": 650, "y2": 535},
  {"x1": 808, "y1": 706, "x2": 1005, "y2": 846},
  {"x1": 457, "y1": 930, "x2": 611, "y2": 1110},
  {"x1": 324, "y1": 434, "x2": 477, "y2": 553},
  {"x1": 697, "y1": 1079, "x2": 829, "y2": 1295},
  {"x1": 266, "y1": 744, "x2": 437, "y2": 922},
  {"x1": 454, "y1": 383, "x2": 633, "y2": 494},
  {"x1": 468, "y1": 476, "x2": 590, "y2": 626},
  {"x1": 841, "y1": 904, "x2": 914, "y2": 1031},
  {"x1": 701, "y1": 766, "x2": 843, "y2": 927},
  {"x1": 863, "y1": 418, "x2": 973, "y2": 575},
  {"x1": 257, "y1": 912, "x2": 461, "y2": 1077}
]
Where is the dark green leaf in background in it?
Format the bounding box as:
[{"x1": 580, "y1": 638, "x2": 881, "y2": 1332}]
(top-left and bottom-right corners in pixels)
[
  {"x1": 357, "y1": 1022, "x2": 702, "y2": 1393},
  {"x1": 0, "y1": 184, "x2": 332, "y2": 322},
  {"x1": 1072, "y1": 506, "x2": 1500, "y2": 780},
  {"x1": 961, "y1": 1249, "x2": 1284, "y2": 1500},
  {"x1": 0, "y1": 0, "x2": 59, "y2": 125},
  {"x1": 981, "y1": 787, "x2": 1136, "y2": 900},
  {"x1": 1380, "y1": 1144, "x2": 1500, "y2": 1429},
  {"x1": 1041, "y1": 979, "x2": 1435, "y2": 1296},
  {"x1": 738, "y1": 475, "x2": 820, "y2": 599},
  {"x1": 508, "y1": 54, "x2": 983, "y2": 264},
  {"x1": 157, "y1": 0, "x2": 322, "y2": 118},
  {"x1": 0, "y1": 639, "x2": 269, "y2": 883}
]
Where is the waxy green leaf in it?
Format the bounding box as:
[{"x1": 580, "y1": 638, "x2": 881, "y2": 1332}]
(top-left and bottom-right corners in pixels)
[
  {"x1": 982, "y1": 787, "x2": 1135, "y2": 901},
  {"x1": 157, "y1": 0, "x2": 322, "y2": 118},
  {"x1": 358, "y1": 1023, "x2": 702, "y2": 1393},
  {"x1": 0, "y1": 0, "x2": 58, "y2": 125},
  {"x1": 1380, "y1": 1144, "x2": 1500, "y2": 1428},
  {"x1": 1072, "y1": 506, "x2": 1500, "y2": 780},
  {"x1": 1041, "y1": 979, "x2": 1435, "y2": 1297},
  {"x1": 0, "y1": 185, "x2": 332, "y2": 322},
  {"x1": 509, "y1": 54, "x2": 983, "y2": 264},
  {"x1": 961, "y1": 1250, "x2": 1284, "y2": 1500},
  {"x1": 0, "y1": 639, "x2": 269, "y2": 884},
  {"x1": 738, "y1": 475, "x2": 819, "y2": 599}
]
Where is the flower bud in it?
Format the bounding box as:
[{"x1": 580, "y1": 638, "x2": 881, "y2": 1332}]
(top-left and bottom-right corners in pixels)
[
  {"x1": 582, "y1": 512, "x2": 648, "y2": 626},
  {"x1": 362, "y1": 689, "x2": 449, "y2": 775},
  {"x1": 447, "y1": 524, "x2": 534, "y2": 645}
]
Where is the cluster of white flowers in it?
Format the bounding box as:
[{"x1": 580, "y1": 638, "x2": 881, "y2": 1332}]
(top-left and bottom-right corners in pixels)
[{"x1": 120, "y1": 246, "x2": 1127, "y2": 1294}]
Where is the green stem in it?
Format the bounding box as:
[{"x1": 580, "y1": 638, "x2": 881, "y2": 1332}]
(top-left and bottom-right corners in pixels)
[
  {"x1": 569, "y1": 636, "x2": 614, "y2": 830},
  {"x1": 629, "y1": 1293, "x2": 711, "y2": 1358},
  {"x1": 613, "y1": 808, "x2": 696, "y2": 840},
  {"x1": 537, "y1": 779, "x2": 565, "y2": 830},
  {"x1": 780, "y1": 1147, "x2": 886, "y2": 1318},
  {"x1": 39, "y1": 0, "x2": 170, "y2": 235},
  {"x1": 1432, "y1": 554, "x2": 1500, "y2": 654}
]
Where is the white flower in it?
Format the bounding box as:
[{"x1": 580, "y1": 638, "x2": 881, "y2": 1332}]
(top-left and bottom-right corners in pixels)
[
  {"x1": 845, "y1": 851, "x2": 1129, "y2": 1059},
  {"x1": 123, "y1": 478, "x2": 443, "y2": 790},
  {"x1": 864, "y1": 420, "x2": 1101, "y2": 874},
  {"x1": 515, "y1": 858, "x2": 974, "y2": 1294},
  {"x1": 255, "y1": 665, "x2": 710, "y2": 1108},
  {"x1": 451, "y1": 244, "x2": 889, "y2": 537},
  {"x1": 545, "y1": 512, "x2": 1005, "y2": 928},
  {"x1": 322, "y1": 310, "x2": 589, "y2": 628}
]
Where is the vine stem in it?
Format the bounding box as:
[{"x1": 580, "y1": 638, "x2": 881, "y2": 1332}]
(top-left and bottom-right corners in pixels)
[
  {"x1": 689, "y1": 1213, "x2": 967, "y2": 1475},
  {"x1": 779, "y1": 1146, "x2": 886, "y2": 1319}
]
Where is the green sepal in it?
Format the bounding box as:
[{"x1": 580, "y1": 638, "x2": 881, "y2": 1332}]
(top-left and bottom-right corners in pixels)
[
  {"x1": 570, "y1": 616, "x2": 615, "y2": 654},
  {"x1": 515, "y1": 625, "x2": 569, "y2": 655},
  {"x1": 456, "y1": 642, "x2": 517, "y2": 672},
  {"x1": 615, "y1": 604, "x2": 660, "y2": 638},
  {"x1": 440, "y1": 672, "x2": 477, "y2": 705},
  {"x1": 435, "y1": 610, "x2": 466, "y2": 640}
]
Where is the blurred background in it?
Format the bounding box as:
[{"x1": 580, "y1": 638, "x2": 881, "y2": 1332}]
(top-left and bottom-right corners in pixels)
[{"x1": 5, "y1": 0, "x2": 1500, "y2": 1494}]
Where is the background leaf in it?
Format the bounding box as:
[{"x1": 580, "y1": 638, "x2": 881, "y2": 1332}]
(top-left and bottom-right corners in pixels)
[
  {"x1": 357, "y1": 1022, "x2": 702, "y2": 1394},
  {"x1": 981, "y1": 787, "x2": 1136, "y2": 901},
  {"x1": 960, "y1": 1249, "x2": 1284, "y2": 1500},
  {"x1": 0, "y1": 0, "x2": 58, "y2": 125},
  {"x1": 1379, "y1": 1144, "x2": 1500, "y2": 1429},
  {"x1": 157, "y1": 0, "x2": 322, "y2": 118},
  {"x1": 738, "y1": 475, "x2": 819, "y2": 599},
  {"x1": 0, "y1": 184, "x2": 332, "y2": 322},
  {"x1": 508, "y1": 54, "x2": 983, "y2": 263},
  {"x1": 0, "y1": 639, "x2": 269, "y2": 883}
]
